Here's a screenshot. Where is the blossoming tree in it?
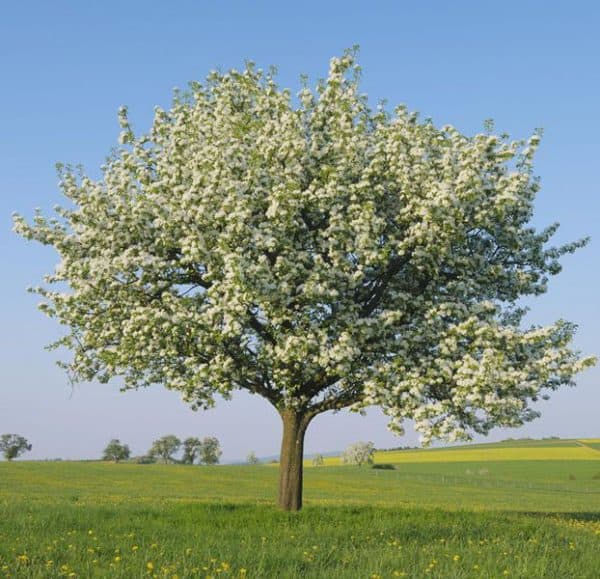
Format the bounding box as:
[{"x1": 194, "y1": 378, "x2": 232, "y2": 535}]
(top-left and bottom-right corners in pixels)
[{"x1": 14, "y1": 50, "x2": 594, "y2": 510}]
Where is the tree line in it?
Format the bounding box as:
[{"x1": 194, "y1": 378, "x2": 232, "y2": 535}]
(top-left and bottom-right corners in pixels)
[
  {"x1": 2, "y1": 432, "x2": 392, "y2": 469},
  {"x1": 102, "y1": 435, "x2": 222, "y2": 464}
]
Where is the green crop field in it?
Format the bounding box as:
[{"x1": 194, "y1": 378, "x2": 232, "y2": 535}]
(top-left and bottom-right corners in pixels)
[{"x1": 1, "y1": 439, "x2": 599, "y2": 578}]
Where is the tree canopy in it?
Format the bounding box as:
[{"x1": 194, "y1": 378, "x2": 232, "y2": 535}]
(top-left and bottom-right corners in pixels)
[
  {"x1": 199, "y1": 436, "x2": 222, "y2": 465},
  {"x1": 14, "y1": 49, "x2": 594, "y2": 509},
  {"x1": 181, "y1": 436, "x2": 222, "y2": 464},
  {"x1": 0, "y1": 434, "x2": 32, "y2": 461},
  {"x1": 102, "y1": 438, "x2": 130, "y2": 462},
  {"x1": 182, "y1": 437, "x2": 203, "y2": 464},
  {"x1": 149, "y1": 435, "x2": 181, "y2": 464}
]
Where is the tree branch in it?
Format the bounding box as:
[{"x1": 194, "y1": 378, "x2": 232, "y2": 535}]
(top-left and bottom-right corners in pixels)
[
  {"x1": 359, "y1": 252, "x2": 411, "y2": 316},
  {"x1": 305, "y1": 385, "x2": 363, "y2": 419}
]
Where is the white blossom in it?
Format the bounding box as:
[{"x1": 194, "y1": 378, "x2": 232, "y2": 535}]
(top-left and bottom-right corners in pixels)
[{"x1": 13, "y1": 49, "x2": 595, "y2": 444}]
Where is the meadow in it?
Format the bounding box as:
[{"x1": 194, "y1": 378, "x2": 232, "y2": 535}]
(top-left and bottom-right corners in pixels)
[{"x1": 0, "y1": 439, "x2": 598, "y2": 578}]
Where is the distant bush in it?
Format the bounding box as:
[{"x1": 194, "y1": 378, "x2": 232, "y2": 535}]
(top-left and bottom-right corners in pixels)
[
  {"x1": 131, "y1": 455, "x2": 156, "y2": 464},
  {"x1": 378, "y1": 445, "x2": 419, "y2": 452},
  {"x1": 568, "y1": 474, "x2": 576, "y2": 480},
  {"x1": 592, "y1": 472, "x2": 600, "y2": 480},
  {"x1": 372, "y1": 463, "x2": 395, "y2": 470},
  {"x1": 312, "y1": 454, "x2": 324, "y2": 466}
]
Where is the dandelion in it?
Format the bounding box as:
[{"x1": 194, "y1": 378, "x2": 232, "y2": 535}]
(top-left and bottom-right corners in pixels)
[
  {"x1": 453, "y1": 554, "x2": 460, "y2": 562},
  {"x1": 147, "y1": 561, "x2": 154, "y2": 571}
]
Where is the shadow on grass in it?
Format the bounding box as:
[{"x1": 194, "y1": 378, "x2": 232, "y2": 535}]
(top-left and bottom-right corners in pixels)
[{"x1": 518, "y1": 510, "x2": 600, "y2": 523}]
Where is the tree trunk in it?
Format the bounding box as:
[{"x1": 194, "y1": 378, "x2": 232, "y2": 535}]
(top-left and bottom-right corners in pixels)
[{"x1": 278, "y1": 409, "x2": 311, "y2": 511}]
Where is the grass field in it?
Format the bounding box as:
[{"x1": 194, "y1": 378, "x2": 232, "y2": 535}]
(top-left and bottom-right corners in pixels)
[{"x1": 1, "y1": 439, "x2": 599, "y2": 578}]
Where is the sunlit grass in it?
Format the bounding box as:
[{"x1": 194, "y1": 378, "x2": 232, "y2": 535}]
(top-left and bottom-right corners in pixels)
[{"x1": 1, "y1": 439, "x2": 598, "y2": 577}]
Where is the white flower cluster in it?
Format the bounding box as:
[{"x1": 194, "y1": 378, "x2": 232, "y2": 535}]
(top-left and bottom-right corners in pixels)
[{"x1": 14, "y1": 49, "x2": 594, "y2": 443}]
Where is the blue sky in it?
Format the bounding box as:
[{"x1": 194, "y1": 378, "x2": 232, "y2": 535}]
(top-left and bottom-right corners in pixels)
[{"x1": 1, "y1": 1, "x2": 598, "y2": 461}]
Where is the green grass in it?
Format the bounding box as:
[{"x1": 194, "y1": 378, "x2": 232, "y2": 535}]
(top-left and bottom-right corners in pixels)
[{"x1": 1, "y1": 440, "x2": 599, "y2": 578}]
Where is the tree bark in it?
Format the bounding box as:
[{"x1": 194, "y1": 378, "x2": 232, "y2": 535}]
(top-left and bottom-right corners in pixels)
[{"x1": 278, "y1": 409, "x2": 311, "y2": 511}]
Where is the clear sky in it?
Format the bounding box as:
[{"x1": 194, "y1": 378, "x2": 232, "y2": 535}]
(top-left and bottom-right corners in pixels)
[{"x1": 1, "y1": 1, "x2": 598, "y2": 462}]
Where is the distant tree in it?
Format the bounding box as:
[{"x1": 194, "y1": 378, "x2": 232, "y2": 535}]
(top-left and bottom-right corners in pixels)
[
  {"x1": 0, "y1": 434, "x2": 32, "y2": 461},
  {"x1": 342, "y1": 441, "x2": 375, "y2": 467},
  {"x1": 199, "y1": 436, "x2": 222, "y2": 465},
  {"x1": 182, "y1": 437, "x2": 203, "y2": 464},
  {"x1": 102, "y1": 438, "x2": 130, "y2": 462},
  {"x1": 312, "y1": 454, "x2": 324, "y2": 466},
  {"x1": 246, "y1": 451, "x2": 259, "y2": 465},
  {"x1": 149, "y1": 435, "x2": 181, "y2": 464}
]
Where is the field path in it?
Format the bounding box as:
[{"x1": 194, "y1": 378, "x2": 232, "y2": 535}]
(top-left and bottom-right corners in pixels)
[{"x1": 576, "y1": 439, "x2": 600, "y2": 454}]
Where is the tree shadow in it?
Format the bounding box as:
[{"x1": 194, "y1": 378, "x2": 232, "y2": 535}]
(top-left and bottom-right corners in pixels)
[{"x1": 517, "y1": 511, "x2": 600, "y2": 523}]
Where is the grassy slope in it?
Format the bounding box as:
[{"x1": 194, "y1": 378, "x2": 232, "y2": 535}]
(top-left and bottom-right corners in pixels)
[{"x1": 0, "y1": 439, "x2": 598, "y2": 578}]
